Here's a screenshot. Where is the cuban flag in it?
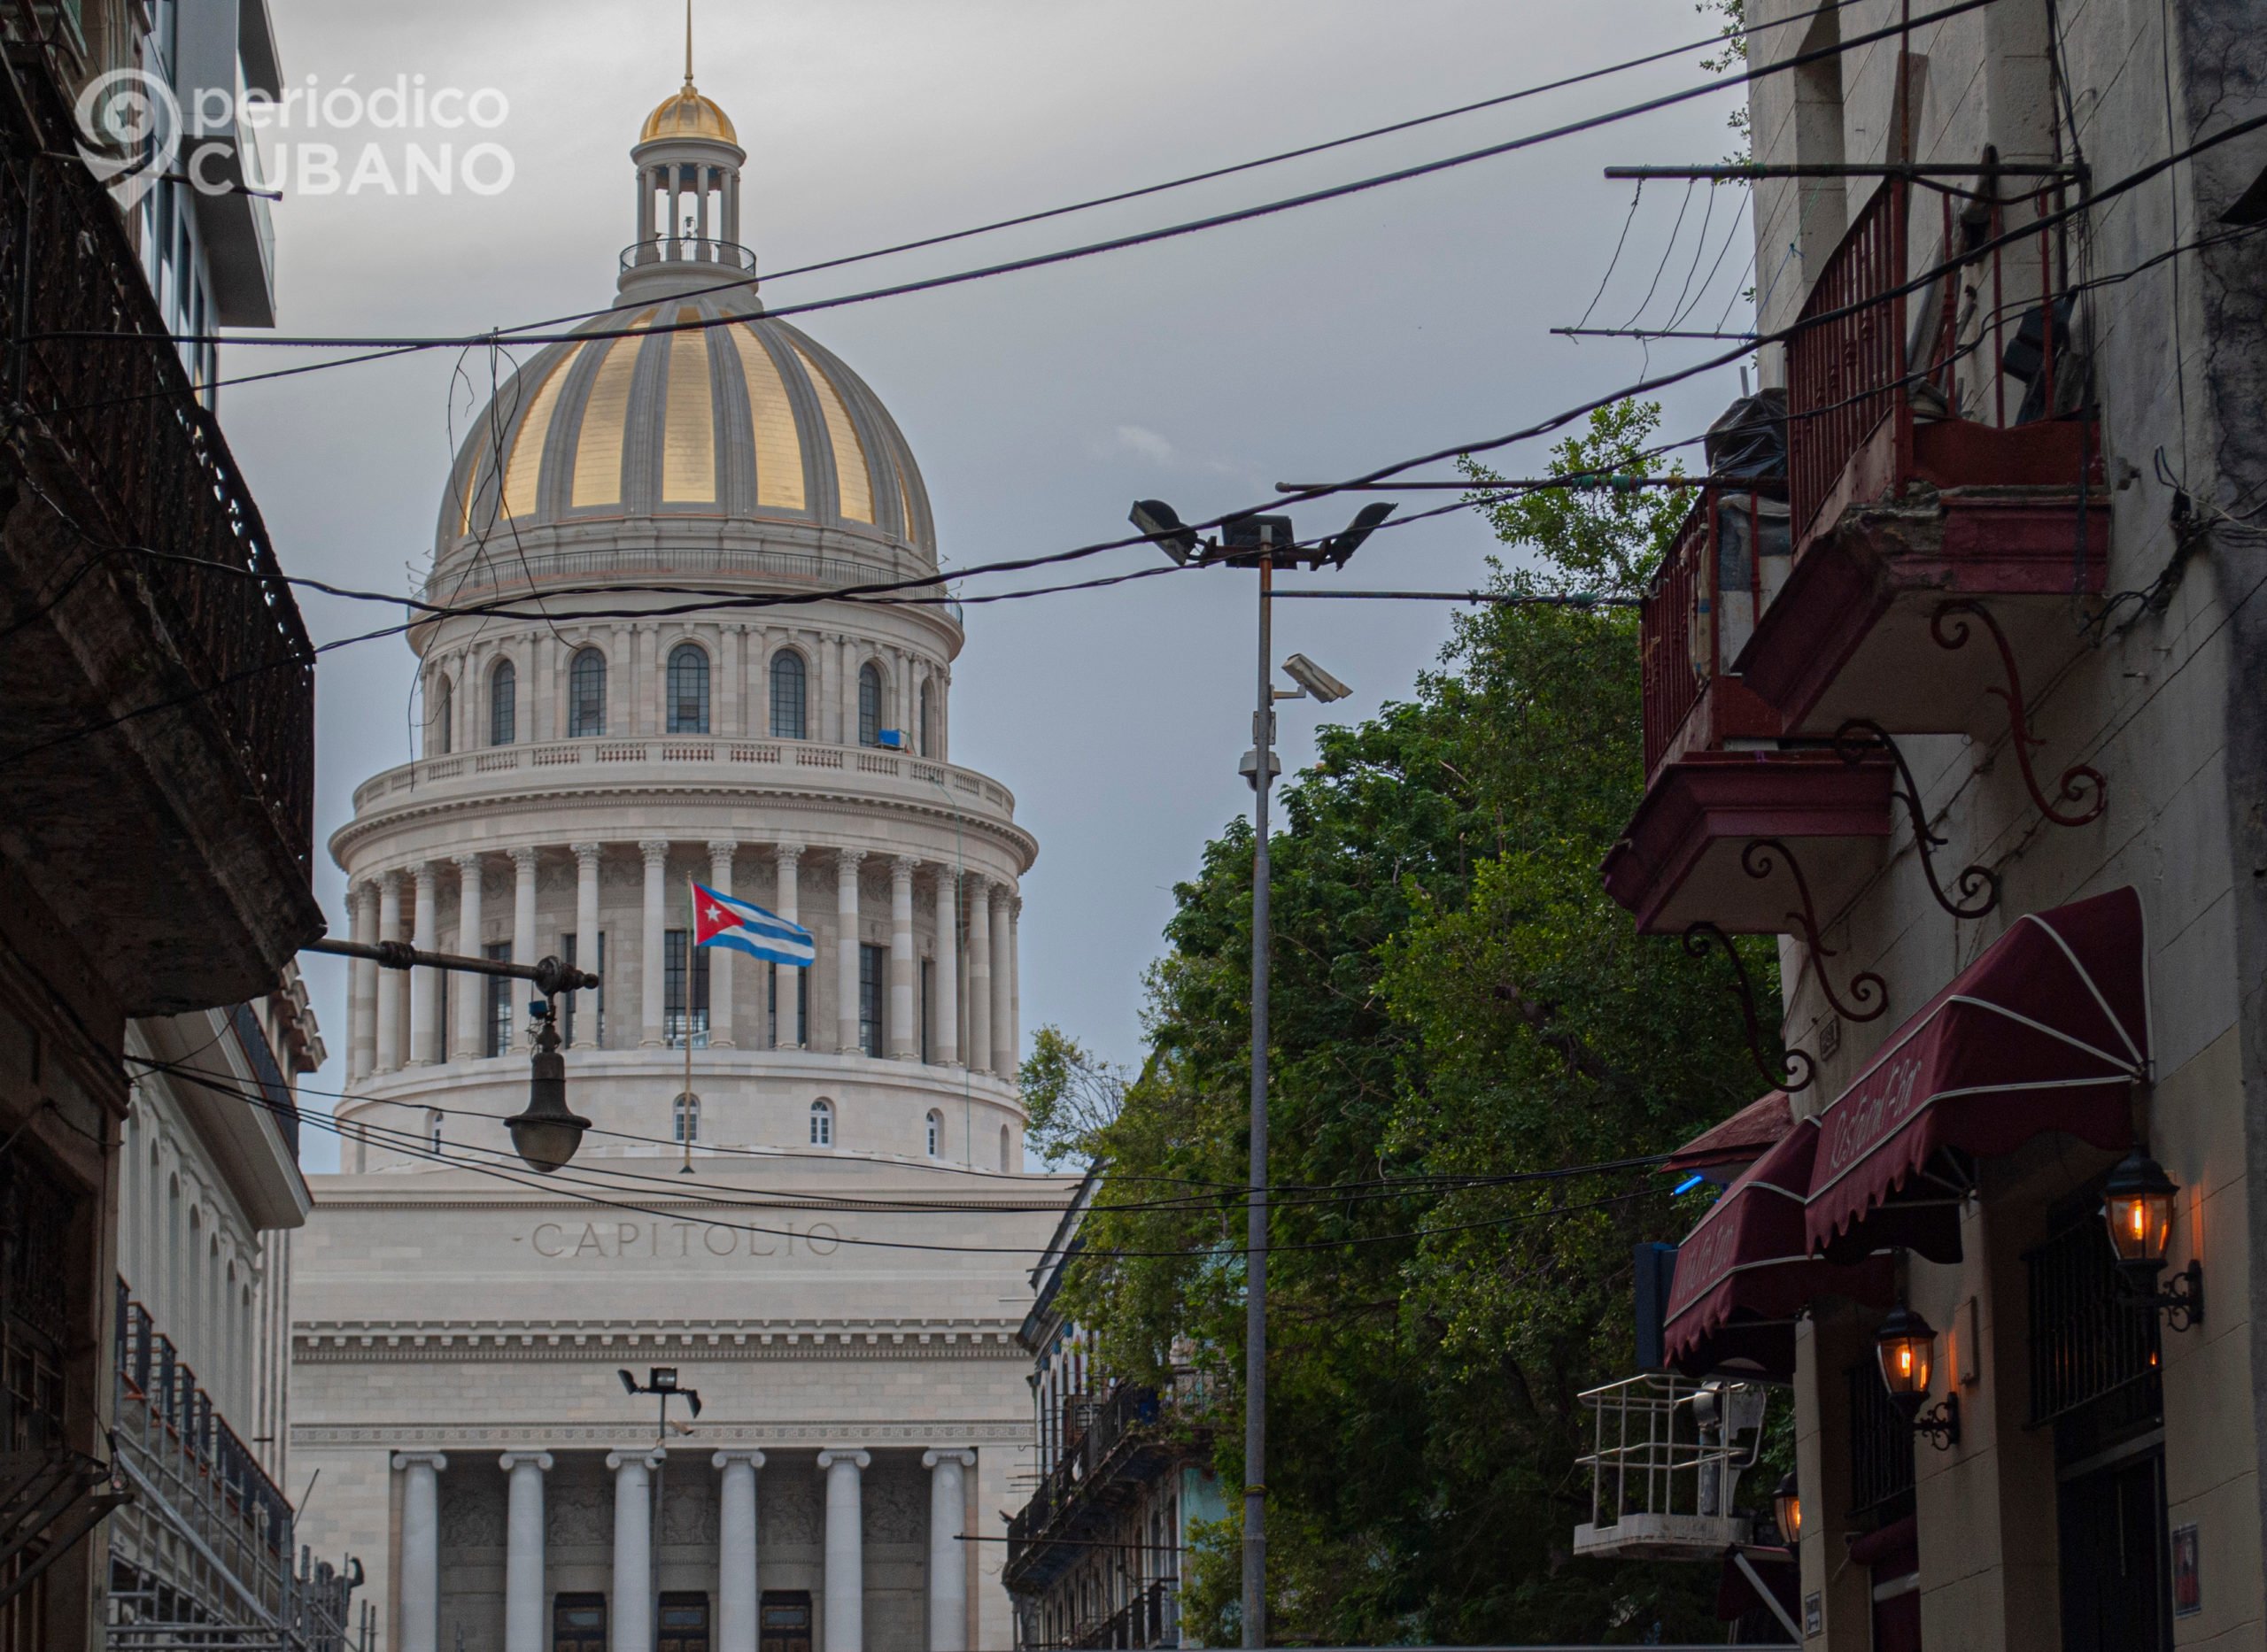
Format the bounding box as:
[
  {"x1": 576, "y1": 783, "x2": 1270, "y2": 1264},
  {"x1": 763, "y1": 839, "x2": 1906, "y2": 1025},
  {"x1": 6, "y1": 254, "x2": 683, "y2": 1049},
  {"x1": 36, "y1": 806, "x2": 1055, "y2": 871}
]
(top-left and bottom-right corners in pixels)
[{"x1": 690, "y1": 881, "x2": 814, "y2": 967}]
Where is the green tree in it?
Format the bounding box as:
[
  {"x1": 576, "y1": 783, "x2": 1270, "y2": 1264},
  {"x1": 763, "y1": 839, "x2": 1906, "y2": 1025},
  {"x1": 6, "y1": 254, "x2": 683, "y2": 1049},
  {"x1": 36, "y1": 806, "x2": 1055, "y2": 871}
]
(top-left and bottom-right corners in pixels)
[{"x1": 1057, "y1": 404, "x2": 1782, "y2": 1644}]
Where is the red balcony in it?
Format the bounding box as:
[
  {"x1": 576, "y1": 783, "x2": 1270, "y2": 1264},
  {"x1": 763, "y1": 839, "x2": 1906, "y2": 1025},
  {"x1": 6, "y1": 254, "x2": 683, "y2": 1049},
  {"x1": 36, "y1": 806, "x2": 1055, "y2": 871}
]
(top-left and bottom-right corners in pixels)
[
  {"x1": 1737, "y1": 177, "x2": 2108, "y2": 740},
  {"x1": 1606, "y1": 488, "x2": 1893, "y2": 939}
]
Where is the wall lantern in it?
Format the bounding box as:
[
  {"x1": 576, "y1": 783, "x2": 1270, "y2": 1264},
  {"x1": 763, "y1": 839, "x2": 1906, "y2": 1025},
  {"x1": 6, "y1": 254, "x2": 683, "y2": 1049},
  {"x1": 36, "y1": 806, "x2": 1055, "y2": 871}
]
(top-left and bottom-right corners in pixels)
[
  {"x1": 2101, "y1": 1148, "x2": 2204, "y2": 1329},
  {"x1": 503, "y1": 1004, "x2": 592, "y2": 1173},
  {"x1": 1772, "y1": 1471, "x2": 1802, "y2": 1548},
  {"x1": 1874, "y1": 1301, "x2": 1960, "y2": 1450}
]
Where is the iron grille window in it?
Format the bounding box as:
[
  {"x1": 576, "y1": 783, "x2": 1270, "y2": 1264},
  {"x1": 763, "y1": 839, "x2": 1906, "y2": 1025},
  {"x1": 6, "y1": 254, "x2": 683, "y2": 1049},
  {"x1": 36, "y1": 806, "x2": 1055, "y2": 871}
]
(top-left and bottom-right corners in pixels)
[
  {"x1": 2027, "y1": 1202, "x2": 2162, "y2": 1432},
  {"x1": 665, "y1": 929, "x2": 711, "y2": 1048},
  {"x1": 858, "y1": 943, "x2": 885, "y2": 1055},
  {"x1": 569, "y1": 647, "x2": 607, "y2": 737},
  {"x1": 484, "y1": 942, "x2": 514, "y2": 1057},
  {"x1": 491, "y1": 659, "x2": 516, "y2": 745},
  {"x1": 858, "y1": 660, "x2": 882, "y2": 746},
  {"x1": 0, "y1": 1154, "x2": 74, "y2": 1455},
  {"x1": 770, "y1": 652, "x2": 806, "y2": 738},
  {"x1": 561, "y1": 931, "x2": 604, "y2": 1046},
  {"x1": 1844, "y1": 1357, "x2": 1915, "y2": 1520},
  {"x1": 667, "y1": 644, "x2": 710, "y2": 734}
]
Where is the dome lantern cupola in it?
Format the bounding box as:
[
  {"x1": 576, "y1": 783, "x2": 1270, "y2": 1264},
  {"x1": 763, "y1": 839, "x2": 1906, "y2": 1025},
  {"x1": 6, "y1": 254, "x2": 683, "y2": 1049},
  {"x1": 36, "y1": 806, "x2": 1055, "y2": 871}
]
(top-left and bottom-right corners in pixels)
[{"x1": 621, "y1": 3, "x2": 755, "y2": 305}]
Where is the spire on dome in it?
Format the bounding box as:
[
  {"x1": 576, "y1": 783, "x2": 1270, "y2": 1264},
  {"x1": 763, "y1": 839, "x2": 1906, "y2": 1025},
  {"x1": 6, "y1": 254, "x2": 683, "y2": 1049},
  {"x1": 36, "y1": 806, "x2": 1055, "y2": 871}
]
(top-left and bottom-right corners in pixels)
[
  {"x1": 684, "y1": 0, "x2": 695, "y2": 93},
  {"x1": 623, "y1": 4, "x2": 755, "y2": 305}
]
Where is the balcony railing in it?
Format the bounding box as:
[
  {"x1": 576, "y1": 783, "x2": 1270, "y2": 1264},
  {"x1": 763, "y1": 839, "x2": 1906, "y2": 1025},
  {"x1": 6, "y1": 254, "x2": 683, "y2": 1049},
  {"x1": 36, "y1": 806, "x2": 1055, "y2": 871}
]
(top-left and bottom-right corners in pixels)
[
  {"x1": 1638, "y1": 488, "x2": 1790, "y2": 776},
  {"x1": 230, "y1": 1002, "x2": 301, "y2": 1156},
  {"x1": 0, "y1": 30, "x2": 314, "y2": 874},
  {"x1": 1787, "y1": 175, "x2": 2085, "y2": 552},
  {"x1": 1008, "y1": 1379, "x2": 1212, "y2": 1590},
  {"x1": 1067, "y1": 1580, "x2": 1180, "y2": 1650}
]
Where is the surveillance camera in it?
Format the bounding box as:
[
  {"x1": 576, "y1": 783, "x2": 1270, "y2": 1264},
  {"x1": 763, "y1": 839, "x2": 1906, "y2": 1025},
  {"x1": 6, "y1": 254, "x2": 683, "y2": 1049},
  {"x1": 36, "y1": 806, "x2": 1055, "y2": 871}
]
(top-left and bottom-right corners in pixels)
[{"x1": 1281, "y1": 653, "x2": 1351, "y2": 704}]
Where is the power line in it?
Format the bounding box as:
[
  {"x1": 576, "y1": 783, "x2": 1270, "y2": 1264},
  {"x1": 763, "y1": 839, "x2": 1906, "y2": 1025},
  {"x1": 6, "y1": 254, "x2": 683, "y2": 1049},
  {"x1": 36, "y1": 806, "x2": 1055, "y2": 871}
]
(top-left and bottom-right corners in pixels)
[
  {"x1": 43, "y1": 0, "x2": 2000, "y2": 361},
  {"x1": 150, "y1": 1058, "x2": 1668, "y2": 1261}
]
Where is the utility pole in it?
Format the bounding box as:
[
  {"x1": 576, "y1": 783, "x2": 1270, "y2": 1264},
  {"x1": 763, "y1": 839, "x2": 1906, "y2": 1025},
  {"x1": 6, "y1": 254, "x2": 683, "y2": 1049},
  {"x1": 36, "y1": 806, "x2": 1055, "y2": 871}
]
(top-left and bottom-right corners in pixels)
[{"x1": 1242, "y1": 546, "x2": 1273, "y2": 1649}]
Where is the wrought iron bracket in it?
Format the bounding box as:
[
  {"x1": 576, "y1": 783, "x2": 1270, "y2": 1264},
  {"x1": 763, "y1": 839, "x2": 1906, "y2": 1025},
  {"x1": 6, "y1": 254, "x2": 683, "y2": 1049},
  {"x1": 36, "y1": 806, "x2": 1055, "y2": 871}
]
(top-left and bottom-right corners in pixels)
[
  {"x1": 1909, "y1": 1393, "x2": 1961, "y2": 1452},
  {"x1": 2117, "y1": 1259, "x2": 2205, "y2": 1332},
  {"x1": 1931, "y1": 599, "x2": 2107, "y2": 826},
  {"x1": 1833, "y1": 720, "x2": 2000, "y2": 918},
  {"x1": 1740, "y1": 839, "x2": 1889, "y2": 1023},
  {"x1": 1682, "y1": 922, "x2": 1815, "y2": 1093}
]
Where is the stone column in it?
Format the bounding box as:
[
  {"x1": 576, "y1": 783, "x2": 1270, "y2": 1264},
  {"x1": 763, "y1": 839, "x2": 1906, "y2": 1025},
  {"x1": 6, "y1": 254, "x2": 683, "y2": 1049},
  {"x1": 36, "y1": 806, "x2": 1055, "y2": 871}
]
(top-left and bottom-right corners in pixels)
[
  {"x1": 989, "y1": 886, "x2": 1013, "y2": 1078},
  {"x1": 1008, "y1": 896, "x2": 1023, "y2": 1085},
  {"x1": 714, "y1": 1449, "x2": 765, "y2": 1652},
  {"x1": 923, "y1": 1449, "x2": 974, "y2": 1652},
  {"x1": 375, "y1": 870, "x2": 405, "y2": 1073},
  {"x1": 889, "y1": 857, "x2": 917, "y2": 1059},
  {"x1": 775, "y1": 845, "x2": 803, "y2": 1048},
  {"x1": 393, "y1": 1451, "x2": 447, "y2": 1652},
  {"x1": 348, "y1": 879, "x2": 377, "y2": 1084},
  {"x1": 512, "y1": 847, "x2": 539, "y2": 1049},
  {"x1": 816, "y1": 1447, "x2": 870, "y2": 1652},
  {"x1": 708, "y1": 842, "x2": 738, "y2": 1047},
  {"x1": 932, "y1": 868, "x2": 958, "y2": 1068},
  {"x1": 836, "y1": 849, "x2": 864, "y2": 1055},
  {"x1": 966, "y1": 876, "x2": 992, "y2": 1076},
  {"x1": 410, "y1": 863, "x2": 440, "y2": 1065},
  {"x1": 641, "y1": 839, "x2": 670, "y2": 1047},
  {"x1": 572, "y1": 843, "x2": 602, "y2": 1047},
  {"x1": 723, "y1": 628, "x2": 745, "y2": 738},
  {"x1": 499, "y1": 1451, "x2": 553, "y2": 1652},
  {"x1": 453, "y1": 853, "x2": 485, "y2": 1060},
  {"x1": 608, "y1": 1448, "x2": 664, "y2": 1652}
]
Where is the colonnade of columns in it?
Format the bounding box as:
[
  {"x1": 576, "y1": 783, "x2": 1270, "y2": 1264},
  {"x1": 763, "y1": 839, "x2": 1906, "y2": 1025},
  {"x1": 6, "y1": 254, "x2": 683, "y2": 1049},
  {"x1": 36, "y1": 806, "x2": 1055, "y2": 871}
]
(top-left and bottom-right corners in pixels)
[
  {"x1": 391, "y1": 1446, "x2": 975, "y2": 1652},
  {"x1": 635, "y1": 155, "x2": 741, "y2": 252},
  {"x1": 344, "y1": 843, "x2": 1020, "y2": 1090}
]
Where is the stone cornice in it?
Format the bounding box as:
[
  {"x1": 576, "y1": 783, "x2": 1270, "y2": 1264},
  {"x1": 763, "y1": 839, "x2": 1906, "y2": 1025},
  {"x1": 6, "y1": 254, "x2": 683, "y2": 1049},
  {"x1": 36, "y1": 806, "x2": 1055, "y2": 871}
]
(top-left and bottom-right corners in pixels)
[
  {"x1": 293, "y1": 1419, "x2": 1030, "y2": 1449},
  {"x1": 295, "y1": 1317, "x2": 1030, "y2": 1363},
  {"x1": 334, "y1": 781, "x2": 1037, "y2": 877}
]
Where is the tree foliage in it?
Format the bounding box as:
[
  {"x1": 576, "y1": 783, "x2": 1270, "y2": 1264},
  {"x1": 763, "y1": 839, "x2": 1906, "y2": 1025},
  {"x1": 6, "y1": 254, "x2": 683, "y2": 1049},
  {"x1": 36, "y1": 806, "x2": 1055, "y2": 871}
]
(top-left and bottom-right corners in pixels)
[{"x1": 1057, "y1": 405, "x2": 1780, "y2": 1644}]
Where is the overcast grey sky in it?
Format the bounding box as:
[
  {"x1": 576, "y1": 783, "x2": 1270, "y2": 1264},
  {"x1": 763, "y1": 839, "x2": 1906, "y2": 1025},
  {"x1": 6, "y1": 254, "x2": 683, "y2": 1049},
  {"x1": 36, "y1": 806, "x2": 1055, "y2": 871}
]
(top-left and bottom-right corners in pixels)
[{"x1": 219, "y1": 0, "x2": 1758, "y2": 1170}]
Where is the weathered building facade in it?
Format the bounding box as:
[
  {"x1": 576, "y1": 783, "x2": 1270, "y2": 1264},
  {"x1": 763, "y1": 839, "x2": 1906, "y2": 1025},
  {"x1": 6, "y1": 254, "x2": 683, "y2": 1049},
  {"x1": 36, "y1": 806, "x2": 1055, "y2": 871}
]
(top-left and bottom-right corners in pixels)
[{"x1": 1605, "y1": 0, "x2": 2267, "y2": 1648}]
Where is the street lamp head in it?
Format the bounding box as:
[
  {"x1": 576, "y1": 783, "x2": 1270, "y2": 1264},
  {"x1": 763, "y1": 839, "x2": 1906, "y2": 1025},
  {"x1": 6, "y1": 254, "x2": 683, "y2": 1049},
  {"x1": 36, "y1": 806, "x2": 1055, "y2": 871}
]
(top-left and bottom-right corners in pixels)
[
  {"x1": 503, "y1": 1009, "x2": 592, "y2": 1173},
  {"x1": 1873, "y1": 1301, "x2": 1937, "y2": 1418},
  {"x1": 1129, "y1": 498, "x2": 1201, "y2": 566},
  {"x1": 1281, "y1": 652, "x2": 1351, "y2": 703},
  {"x1": 1317, "y1": 500, "x2": 1397, "y2": 568},
  {"x1": 2102, "y1": 1147, "x2": 2178, "y2": 1284},
  {"x1": 685, "y1": 1390, "x2": 703, "y2": 1418},
  {"x1": 1772, "y1": 1471, "x2": 1802, "y2": 1548},
  {"x1": 1218, "y1": 511, "x2": 1297, "y2": 567},
  {"x1": 649, "y1": 1367, "x2": 678, "y2": 1392},
  {"x1": 617, "y1": 1369, "x2": 639, "y2": 1396}
]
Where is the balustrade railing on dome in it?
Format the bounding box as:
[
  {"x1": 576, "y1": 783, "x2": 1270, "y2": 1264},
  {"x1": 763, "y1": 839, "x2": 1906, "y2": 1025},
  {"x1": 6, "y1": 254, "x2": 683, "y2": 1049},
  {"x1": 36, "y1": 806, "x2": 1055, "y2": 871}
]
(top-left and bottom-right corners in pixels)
[
  {"x1": 620, "y1": 236, "x2": 758, "y2": 273},
  {"x1": 1787, "y1": 175, "x2": 2080, "y2": 551},
  {"x1": 353, "y1": 735, "x2": 1017, "y2": 817},
  {"x1": 429, "y1": 544, "x2": 962, "y2": 624}
]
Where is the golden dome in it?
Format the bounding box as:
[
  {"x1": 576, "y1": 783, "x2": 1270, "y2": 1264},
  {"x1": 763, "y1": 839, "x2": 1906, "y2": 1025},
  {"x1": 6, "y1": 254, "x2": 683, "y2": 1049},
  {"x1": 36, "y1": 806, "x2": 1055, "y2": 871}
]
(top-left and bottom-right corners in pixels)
[
  {"x1": 640, "y1": 83, "x2": 737, "y2": 144},
  {"x1": 439, "y1": 297, "x2": 935, "y2": 562}
]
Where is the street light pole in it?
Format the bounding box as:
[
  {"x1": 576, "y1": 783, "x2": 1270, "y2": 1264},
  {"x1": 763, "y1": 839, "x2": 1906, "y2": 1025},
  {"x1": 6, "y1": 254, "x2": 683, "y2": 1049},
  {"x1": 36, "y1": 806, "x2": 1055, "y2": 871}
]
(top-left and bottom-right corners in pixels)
[
  {"x1": 1242, "y1": 549, "x2": 1273, "y2": 1650},
  {"x1": 1125, "y1": 496, "x2": 1385, "y2": 1652}
]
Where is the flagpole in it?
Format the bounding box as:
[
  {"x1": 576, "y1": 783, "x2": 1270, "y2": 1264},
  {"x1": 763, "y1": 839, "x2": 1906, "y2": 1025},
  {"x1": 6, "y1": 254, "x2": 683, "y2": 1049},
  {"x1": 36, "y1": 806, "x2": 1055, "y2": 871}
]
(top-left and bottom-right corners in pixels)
[{"x1": 681, "y1": 877, "x2": 696, "y2": 1176}]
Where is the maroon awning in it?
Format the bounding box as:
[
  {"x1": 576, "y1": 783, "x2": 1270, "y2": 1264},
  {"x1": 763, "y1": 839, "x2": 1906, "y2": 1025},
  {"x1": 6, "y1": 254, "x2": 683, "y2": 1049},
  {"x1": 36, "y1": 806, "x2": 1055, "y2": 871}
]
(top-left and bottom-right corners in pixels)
[
  {"x1": 1805, "y1": 886, "x2": 2147, "y2": 1259},
  {"x1": 1663, "y1": 1122, "x2": 1893, "y2": 1378}
]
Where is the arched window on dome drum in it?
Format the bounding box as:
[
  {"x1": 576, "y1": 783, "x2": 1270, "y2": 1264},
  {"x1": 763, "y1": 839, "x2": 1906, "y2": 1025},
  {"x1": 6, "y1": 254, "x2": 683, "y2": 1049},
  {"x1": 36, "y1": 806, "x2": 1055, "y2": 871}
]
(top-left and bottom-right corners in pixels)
[
  {"x1": 667, "y1": 643, "x2": 710, "y2": 734},
  {"x1": 925, "y1": 1110, "x2": 942, "y2": 1158},
  {"x1": 430, "y1": 675, "x2": 453, "y2": 756},
  {"x1": 917, "y1": 680, "x2": 934, "y2": 758},
  {"x1": 809, "y1": 1098, "x2": 833, "y2": 1147},
  {"x1": 857, "y1": 661, "x2": 883, "y2": 747},
  {"x1": 770, "y1": 651, "x2": 807, "y2": 739},
  {"x1": 569, "y1": 648, "x2": 607, "y2": 737},
  {"x1": 490, "y1": 659, "x2": 517, "y2": 746},
  {"x1": 674, "y1": 1092, "x2": 700, "y2": 1145}
]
